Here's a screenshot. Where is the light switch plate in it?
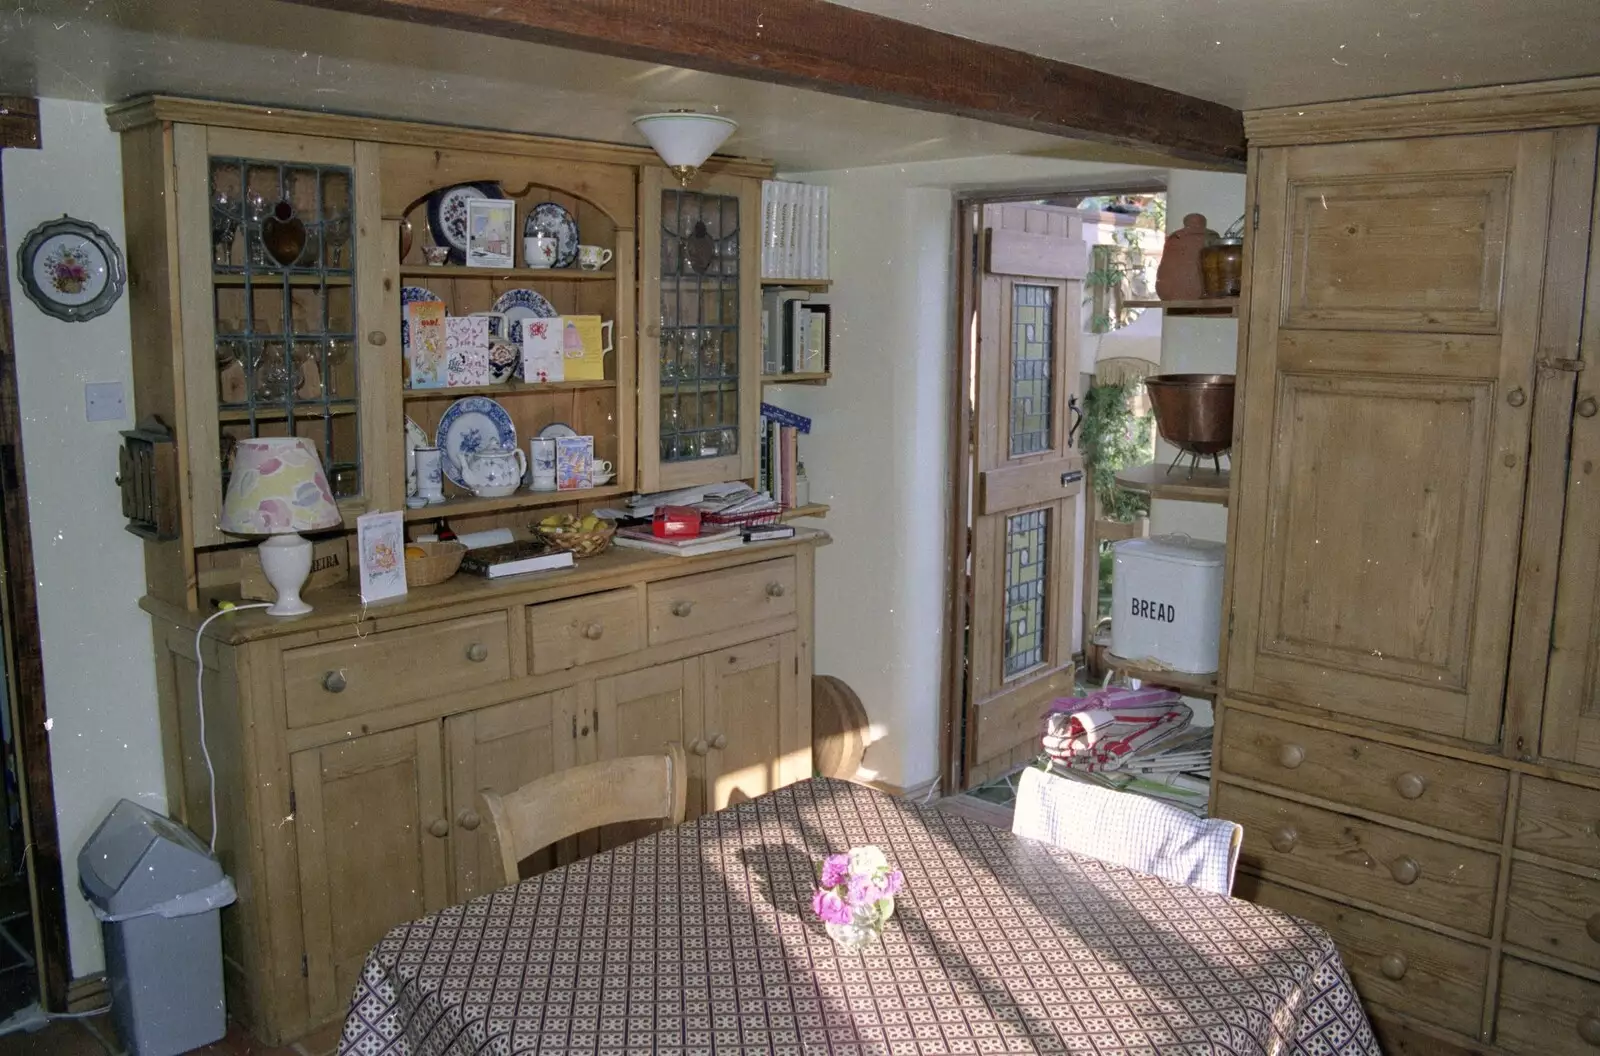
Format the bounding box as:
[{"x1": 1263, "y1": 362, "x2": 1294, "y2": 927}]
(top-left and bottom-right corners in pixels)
[{"x1": 84, "y1": 381, "x2": 125, "y2": 423}]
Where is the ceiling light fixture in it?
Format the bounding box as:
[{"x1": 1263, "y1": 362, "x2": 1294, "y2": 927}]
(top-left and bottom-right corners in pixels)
[{"x1": 633, "y1": 110, "x2": 738, "y2": 186}]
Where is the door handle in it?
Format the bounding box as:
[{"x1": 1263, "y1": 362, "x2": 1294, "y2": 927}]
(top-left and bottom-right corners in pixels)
[{"x1": 1067, "y1": 394, "x2": 1083, "y2": 447}]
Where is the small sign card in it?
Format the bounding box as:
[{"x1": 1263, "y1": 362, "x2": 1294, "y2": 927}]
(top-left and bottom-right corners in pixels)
[
  {"x1": 561, "y1": 315, "x2": 613, "y2": 381},
  {"x1": 556, "y1": 435, "x2": 594, "y2": 491},
  {"x1": 466, "y1": 198, "x2": 516, "y2": 269},
  {"x1": 356, "y1": 510, "x2": 407, "y2": 603},
  {"x1": 521, "y1": 316, "x2": 564, "y2": 383},
  {"x1": 406, "y1": 300, "x2": 447, "y2": 388},
  {"x1": 445, "y1": 315, "x2": 490, "y2": 386}
]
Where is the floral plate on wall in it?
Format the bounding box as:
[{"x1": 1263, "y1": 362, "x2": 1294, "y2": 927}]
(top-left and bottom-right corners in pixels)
[
  {"x1": 435, "y1": 396, "x2": 516, "y2": 489},
  {"x1": 16, "y1": 215, "x2": 125, "y2": 322}
]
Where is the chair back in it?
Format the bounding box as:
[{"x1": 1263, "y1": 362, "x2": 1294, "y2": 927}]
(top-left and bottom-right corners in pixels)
[
  {"x1": 1012, "y1": 766, "x2": 1241, "y2": 896},
  {"x1": 479, "y1": 743, "x2": 688, "y2": 887}
]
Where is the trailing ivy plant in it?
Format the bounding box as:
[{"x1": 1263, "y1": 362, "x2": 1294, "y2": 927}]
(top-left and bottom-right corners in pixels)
[{"x1": 1080, "y1": 378, "x2": 1153, "y2": 523}]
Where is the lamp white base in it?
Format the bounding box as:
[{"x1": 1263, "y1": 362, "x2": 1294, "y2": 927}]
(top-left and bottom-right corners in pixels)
[{"x1": 259, "y1": 533, "x2": 314, "y2": 616}]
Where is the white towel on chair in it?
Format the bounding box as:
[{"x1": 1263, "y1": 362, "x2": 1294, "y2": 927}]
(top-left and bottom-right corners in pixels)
[{"x1": 1012, "y1": 766, "x2": 1241, "y2": 896}]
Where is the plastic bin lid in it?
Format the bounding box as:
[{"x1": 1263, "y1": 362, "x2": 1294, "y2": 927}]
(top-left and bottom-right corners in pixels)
[
  {"x1": 1112, "y1": 534, "x2": 1226, "y2": 568},
  {"x1": 77, "y1": 799, "x2": 223, "y2": 915}
]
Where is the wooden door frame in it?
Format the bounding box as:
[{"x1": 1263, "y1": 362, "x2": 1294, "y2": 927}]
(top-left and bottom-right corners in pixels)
[{"x1": 0, "y1": 98, "x2": 71, "y2": 1012}]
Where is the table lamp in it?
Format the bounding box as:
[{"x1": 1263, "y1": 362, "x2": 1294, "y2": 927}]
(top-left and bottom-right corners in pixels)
[{"x1": 219, "y1": 437, "x2": 342, "y2": 616}]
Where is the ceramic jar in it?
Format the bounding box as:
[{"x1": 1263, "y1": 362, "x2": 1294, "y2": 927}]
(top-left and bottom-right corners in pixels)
[
  {"x1": 1155, "y1": 213, "x2": 1216, "y2": 301},
  {"x1": 1200, "y1": 237, "x2": 1244, "y2": 298}
]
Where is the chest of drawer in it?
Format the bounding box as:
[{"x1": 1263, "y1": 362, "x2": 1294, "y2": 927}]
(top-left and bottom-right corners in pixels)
[
  {"x1": 1215, "y1": 783, "x2": 1500, "y2": 935},
  {"x1": 646, "y1": 558, "x2": 796, "y2": 645},
  {"x1": 1496, "y1": 957, "x2": 1600, "y2": 1055},
  {"x1": 1219, "y1": 708, "x2": 1508, "y2": 841},
  {"x1": 1237, "y1": 876, "x2": 1486, "y2": 1037},
  {"x1": 282, "y1": 612, "x2": 511, "y2": 728},
  {"x1": 1505, "y1": 860, "x2": 1600, "y2": 973},
  {"x1": 1517, "y1": 777, "x2": 1600, "y2": 871},
  {"x1": 527, "y1": 588, "x2": 643, "y2": 675}
]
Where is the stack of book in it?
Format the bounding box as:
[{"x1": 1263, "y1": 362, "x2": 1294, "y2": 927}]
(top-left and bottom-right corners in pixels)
[
  {"x1": 760, "y1": 180, "x2": 829, "y2": 279},
  {"x1": 761, "y1": 288, "x2": 829, "y2": 375},
  {"x1": 759, "y1": 404, "x2": 811, "y2": 506}
]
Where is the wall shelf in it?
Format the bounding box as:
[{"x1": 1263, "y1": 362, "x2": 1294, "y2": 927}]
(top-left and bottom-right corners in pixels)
[
  {"x1": 1123, "y1": 297, "x2": 1238, "y2": 317},
  {"x1": 402, "y1": 485, "x2": 631, "y2": 522},
  {"x1": 1105, "y1": 652, "x2": 1218, "y2": 698},
  {"x1": 402, "y1": 380, "x2": 616, "y2": 401},
  {"x1": 761, "y1": 277, "x2": 831, "y2": 290},
  {"x1": 761, "y1": 372, "x2": 831, "y2": 386},
  {"x1": 780, "y1": 503, "x2": 830, "y2": 520},
  {"x1": 1114, "y1": 463, "x2": 1230, "y2": 505},
  {"x1": 398, "y1": 265, "x2": 615, "y2": 282}
]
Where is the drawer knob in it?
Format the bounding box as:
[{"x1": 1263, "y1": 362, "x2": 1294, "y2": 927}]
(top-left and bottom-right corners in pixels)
[
  {"x1": 582, "y1": 622, "x2": 605, "y2": 640},
  {"x1": 1580, "y1": 1013, "x2": 1600, "y2": 1046},
  {"x1": 1390, "y1": 856, "x2": 1421, "y2": 885},
  {"x1": 322, "y1": 671, "x2": 347, "y2": 693},
  {"x1": 690, "y1": 739, "x2": 710, "y2": 757},
  {"x1": 1278, "y1": 744, "x2": 1305, "y2": 769},
  {"x1": 428, "y1": 817, "x2": 450, "y2": 839},
  {"x1": 457, "y1": 809, "x2": 481, "y2": 832},
  {"x1": 1270, "y1": 827, "x2": 1298, "y2": 853},
  {"x1": 1379, "y1": 952, "x2": 1408, "y2": 981},
  {"x1": 1506, "y1": 386, "x2": 1527, "y2": 408},
  {"x1": 711, "y1": 733, "x2": 728, "y2": 750},
  {"x1": 466, "y1": 642, "x2": 489, "y2": 663},
  {"x1": 1587, "y1": 912, "x2": 1600, "y2": 943},
  {"x1": 765, "y1": 582, "x2": 787, "y2": 598},
  {"x1": 671, "y1": 600, "x2": 694, "y2": 618},
  {"x1": 1393, "y1": 772, "x2": 1427, "y2": 800},
  {"x1": 1579, "y1": 395, "x2": 1598, "y2": 419},
  {"x1": 367, "y1": 329, "x2": 387, "y2": 347}
]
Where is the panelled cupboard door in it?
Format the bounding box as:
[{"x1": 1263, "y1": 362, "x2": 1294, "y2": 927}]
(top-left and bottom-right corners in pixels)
[
  {"x1": 1228, "y1": 132, "x2": 1557, "y2": 744},
  {"x1": 700, "y1": 634, "x2": 801, "y2": 812},
  {"x1": 595, "y1": 660, "x2": 697, "y2": 838},
  {"x1": 291, "y1": 724, "x2": 448, "y2": 1023},
  {"x1": 444, "y1": 687, "x2": 584, "y2": 902}
]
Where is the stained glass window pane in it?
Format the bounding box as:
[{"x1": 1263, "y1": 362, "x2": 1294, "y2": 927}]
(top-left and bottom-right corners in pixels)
[
  {"x1": 1003, "y1": 508, "x2": 1050, "y2": 678},
  {"x1": 658, "y1": 186, "x2": 739, "y2": 463},
  {"x1": 1010, "y1": 283, "x2": 1054, "y2": 457}
]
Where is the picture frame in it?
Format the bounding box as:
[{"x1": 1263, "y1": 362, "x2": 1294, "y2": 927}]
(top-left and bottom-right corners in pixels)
[
  {"x1": 16, "y1": 215, "x2": 126, "y2": 322},
  {"x1": 465, "y1": 198, "x2": 516, "y2": 269},
  {"x1": 356, "y1": 510, "x2": 408, "y2": 603}
]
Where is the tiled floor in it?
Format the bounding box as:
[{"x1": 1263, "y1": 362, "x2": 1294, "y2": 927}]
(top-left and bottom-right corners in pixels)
[{"x1": 0, "y1": 1017, "x2": 342, "y2": 1056}]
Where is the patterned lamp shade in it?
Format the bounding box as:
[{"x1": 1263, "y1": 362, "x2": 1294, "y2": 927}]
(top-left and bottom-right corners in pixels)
[{"x1": 219, "y1": 437, "x2": 342, "y2": 535}]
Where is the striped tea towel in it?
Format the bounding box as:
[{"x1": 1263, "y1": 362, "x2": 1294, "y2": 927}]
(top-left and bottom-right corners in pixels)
[{"x1": 1042, "y1": 687, "x2": 1191, "y2": 772}]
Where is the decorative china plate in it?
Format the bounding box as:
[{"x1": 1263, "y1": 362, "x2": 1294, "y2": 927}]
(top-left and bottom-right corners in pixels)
[
  {"x1": 435, "y1": 396, "x2": 517, "y2": 489},
  {"x1": 16, "y1": 216, "x2": 125, "y2": 322},
  {"x1": 538, "y1": 422, "x2": 578, "y2": 440},
  {"x1": 427, "y1": 182, "x2": 504, "y2": 265},
  {"x1": 490, "y1": 287, "x2": 557, "y2": 345},
  {"x1": 524, "y1": 202, "x2": 578, "y2": 269}
]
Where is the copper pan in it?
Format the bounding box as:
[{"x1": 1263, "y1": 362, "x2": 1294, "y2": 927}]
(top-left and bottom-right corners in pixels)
[{"x1": 1143, "y1": 374, "x2": 1235, "y2": 457}]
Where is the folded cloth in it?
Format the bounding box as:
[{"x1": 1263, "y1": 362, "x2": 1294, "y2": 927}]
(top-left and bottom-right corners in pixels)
[
  {"x1": 1042, "y1": 687, "x2": 1191, "y2": 772},
  {"x1": 1013, "y1": 765, "x2": 1241, "y2": 895}
]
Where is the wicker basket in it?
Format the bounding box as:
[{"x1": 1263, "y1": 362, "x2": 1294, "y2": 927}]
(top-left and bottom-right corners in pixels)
[
  {"x1": 537, "y1": 521, "x2": 615, "y2": 559},
  {"x1": 404, "y1": 540, "x2": 466, "y2": 586}
]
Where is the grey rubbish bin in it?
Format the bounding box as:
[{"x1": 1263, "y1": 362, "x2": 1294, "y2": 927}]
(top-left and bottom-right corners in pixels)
[{"x1": 77, "y1": 800, "x2": 237, "y2": 1056}]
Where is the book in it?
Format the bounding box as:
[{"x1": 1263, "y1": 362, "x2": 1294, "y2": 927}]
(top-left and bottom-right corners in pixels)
[
  {"x1": 617, "y1": 524, "x2": 739, "y2": 547},
  {"x1": 744, "y1": 524, "x2": 796, "y2": 542},
  {"x1": 614, "y1": 529, "x2": 747, "y2": 557},
  {"x1": 759, "y1": 402, "x2": 813, "y2": 433},
  {"x1": 459, "y1": 539, "x2": 574, "y2": 579}
]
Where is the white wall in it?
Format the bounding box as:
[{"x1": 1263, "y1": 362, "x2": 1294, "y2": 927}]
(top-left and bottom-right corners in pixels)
[{"x1": 4, "y1": 99, "x2": 164, "y2": 976}]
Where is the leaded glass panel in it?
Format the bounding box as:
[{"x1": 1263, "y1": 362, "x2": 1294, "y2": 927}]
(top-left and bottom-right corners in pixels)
[
  {"x1": 1003, "y1": 508, "x2": 1050, "y2": 678},
  {"x1": 658, "y1": 186, "x2": 740, "y2": 463},
  {"x1": 1010, "y1": 283, "x2": 1054, "y2": 457}
]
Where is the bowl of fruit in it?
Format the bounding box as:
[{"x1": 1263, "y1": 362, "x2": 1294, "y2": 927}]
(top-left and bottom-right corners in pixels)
[
  {"x1": 535, "y1": 512, "x2": 616, "y2": 558},
  {"x1": 403, "y1": 539, "x2": 467, "y2": 587}
]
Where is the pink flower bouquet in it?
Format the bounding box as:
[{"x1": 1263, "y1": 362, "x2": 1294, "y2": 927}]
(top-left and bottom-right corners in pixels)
[{"x1": 812, "y1": 845, "x2": 904, "y2": 951}]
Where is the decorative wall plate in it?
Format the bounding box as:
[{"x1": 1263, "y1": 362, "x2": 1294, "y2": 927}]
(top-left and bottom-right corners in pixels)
[
  {"x1": 427, "y1": 182, "x2": 504, "y2": 265},
  {"x1": 524, "y1": 202, "x2": 579, "y2": 269},
  {"x1": 17, "y1": 215, "x2": 125, "y2": 322},
  {"x1": 435, "y1": 396, "x2": 517, "y2": 489},
  {"x1": 490, "y1": 288, "x2": 557, "y2": 345}
]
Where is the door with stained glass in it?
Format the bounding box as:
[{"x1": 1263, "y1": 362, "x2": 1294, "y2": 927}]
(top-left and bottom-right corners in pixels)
[{"x1": 962, "y1": 203, "x2": 1086, "y2": 789}]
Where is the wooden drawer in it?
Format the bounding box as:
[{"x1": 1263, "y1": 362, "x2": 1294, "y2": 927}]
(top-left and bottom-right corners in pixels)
[
  {"x1": 1517, "y1": 777, "x2": 1600, "y2": 871},
  {"x1": 646, "y1": 558, "x2": 797, "y2": 645},
  {"x1": 527, "y1": 588, "x2": 643, "y2": 675},
  {"x1": 1220, "y1": 708, "x2": 1508, "y2": 841},
  {"x1": 1496, "y1": 957, "x2": 1600, "y2": 1055},
  {"x1": 1238, "y1": 876, "x2": 1487, "y2": 1037},
  {"x1": 1505, "y1": 860, "x2": 1600, "y2": 973},
  {"x1": 1215, "y1": 783, "x2": 1500, "y2": 935},
  {"x1": 282, "y1": 612, "x2": 511, "y2": 728}
]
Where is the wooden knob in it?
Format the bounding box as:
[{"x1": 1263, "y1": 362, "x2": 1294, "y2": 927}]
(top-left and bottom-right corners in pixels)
[
  {"x1": 671, "y1": 600, "x2": 694, "y2": 618},
  {"x1": 1587, "y1": 912, "x2": 1600, "y2": 943},
  {"x1": 1390, "y1": 856, "x2": 1421, "y2": 885},
  {"x1": 766, "y1": 582, "x2": 787, "y2": 598},
  {"x1": 1580, "y1": 1013, "x2": 1600, "y2": 1046},
  {"x1": 1579, "y1": 396, "x2": 1598, "y2": 419},
  {"x1": 711, "y1": 733, "x2": 728, "y2": 750},
  {"x1": 1379, "y1": 952, "x2": 1408, "y2": 981},
  {"x1": 1270, "y1": 827, "x2": 1298, "y2": 853},
  {"x1": 466, "y1": 642, "x2": 489, "y2": 662},
  {"x1": 428, "y1": 818, "x2": 450, "y2": 838},
  {"x1": 1278, "y1": 744, "x2": 1305, "y2": 769},
  {"x1": 367, "y1": 329, "x2": 388, "y2": 347},
  {"x1": 690, "y1": 739, "x2": 710, "y2": 756},
  {"x1": 1393, "y1": 772, "x2": 1427, "y2": 800},
  {"x1": 322, "y1": 671, "x2": 347, "y2": 693},
  {"x1": 583, "y1": 623, "x2": 604, "y2": 640},
  {"x1": 1507, "y1": 387, "x2": 1526, "y2": 407},
  {"x1": 456, "y1": 809, "x2": 481, "y2": 831}
]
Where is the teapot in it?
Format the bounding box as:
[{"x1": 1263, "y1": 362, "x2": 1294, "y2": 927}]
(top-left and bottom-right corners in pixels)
[{"x1": 462, "y1": 442, "x2": 527, "y2": 498}]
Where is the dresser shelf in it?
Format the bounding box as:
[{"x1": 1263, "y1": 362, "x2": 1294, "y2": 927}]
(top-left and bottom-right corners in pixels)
[
  {"x1": 401, "y1": 380, "x2": 616, "y2": 401},
  {"x1": 398, "y1": 265, "x2": 615, "y2": 282},
  {"x1": 402, "y1": 484, "x2": 631, "y2": 522},
  {"x1": 1114, "y1": 463, "x2": 1230, "y2": 505}
]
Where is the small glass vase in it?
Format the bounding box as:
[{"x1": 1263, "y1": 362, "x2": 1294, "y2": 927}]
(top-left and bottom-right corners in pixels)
[{"x1": 825, "y1": 897, "x2": 893, "y2": 953}]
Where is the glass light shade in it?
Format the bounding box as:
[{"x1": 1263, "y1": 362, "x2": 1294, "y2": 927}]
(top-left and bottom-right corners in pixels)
[
  {"x1": 633, "y1": 112, "x2": 738, "y2": 181},
  {"x1": 219, "y1": 436, "x2": 342, "y2": 535}
]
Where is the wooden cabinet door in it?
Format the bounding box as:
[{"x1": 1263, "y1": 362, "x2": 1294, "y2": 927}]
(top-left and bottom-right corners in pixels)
[
  {"x1": 291, "y1": 724, "x2": 448, "y2": 1022},
  {"x1": 444, "y1": 687, "x2": 585, "y2": 902},
  {"x1": 1228, "y1": 131, "x2": 1558, "y2": 744},
  {"x1": 595, "y1": 660, "x2": 697, "y2": 835},
  {"x1": 699, "y1": 634, "x2": 805, "y2": 812}
]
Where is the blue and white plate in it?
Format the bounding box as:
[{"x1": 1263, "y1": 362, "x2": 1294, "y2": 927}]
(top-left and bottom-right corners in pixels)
[
  {"x1": 524, "y1": 202, "x2": 578, "y2": 269},
  {"x1": 400, "y1": 285, "x2": 441, "y2": 364},
  {"x1": 435, "y1": 396, "x2": 517, "y2": 489},
  {"x1": 491, "y1": 287, "x2": 557, "y2": 345},
  {"x1": 428, "y1": 182, "x2": 503, "y2": 265}
]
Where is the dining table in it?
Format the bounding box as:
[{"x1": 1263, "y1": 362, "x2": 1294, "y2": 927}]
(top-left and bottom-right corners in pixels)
[{"x1": 337, "y1": 777, "x2": 1379, "y2": 1055}]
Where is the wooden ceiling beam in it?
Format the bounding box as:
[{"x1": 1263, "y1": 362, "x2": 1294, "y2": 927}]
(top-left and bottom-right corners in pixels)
[
  {"x1": 279, "y1": 0, "x2": 1246, "y2": 167},
  {"x1": 0, "y1": 97, "x2": 41, "y2": 150}
]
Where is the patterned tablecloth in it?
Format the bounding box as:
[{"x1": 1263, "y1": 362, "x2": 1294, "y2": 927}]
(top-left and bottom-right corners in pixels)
[{"x1": 339, "y1": 778, "x2": 1378, "y2": 1056}]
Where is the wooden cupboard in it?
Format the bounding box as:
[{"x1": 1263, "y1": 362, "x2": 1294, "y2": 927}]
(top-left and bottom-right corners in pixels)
[{"x1": 1215, "y1": 76, "x2": 1600, "y2": 1055}]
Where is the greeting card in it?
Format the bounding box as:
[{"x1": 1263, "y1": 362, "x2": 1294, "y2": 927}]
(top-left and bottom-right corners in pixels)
[
  {"x1": 356, "y1": 510, "x2": 407, "y2": 603},
  {"x1": 555, "y1": 435, "x2": 594, "y2": 491},
  {"x1": 466, "y1": 198, "x2": 516, "y2": 269},
  {"x1": 445, "y1": 315, "x2": 490, "y2": 386},
  {"x1": 521, "y1": 316, "x2": 564, "y2": 383},
  {"x1": 561, "y1": 315, "x2": 613, "y2": 382},
  {"x1": 406, "y1": 300, "x2": 447, "y2": 389}
]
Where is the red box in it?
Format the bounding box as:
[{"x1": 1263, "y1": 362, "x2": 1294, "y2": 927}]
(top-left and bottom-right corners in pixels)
[{"x1": 653, "y1": 505, "x2": 702, "y2": 538}]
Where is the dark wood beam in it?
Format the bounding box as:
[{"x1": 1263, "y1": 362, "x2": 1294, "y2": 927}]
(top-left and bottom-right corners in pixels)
[
  {"x1": 278, "y1": 0, "x2": 1245, "y2": 167},
  {"x1": 0, "y1": 97, "x2": 40, "y2": 150}
]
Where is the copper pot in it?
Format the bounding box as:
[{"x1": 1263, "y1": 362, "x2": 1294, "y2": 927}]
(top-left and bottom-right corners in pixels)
[{"x1": 1144, "y1": 374, "x2": 1235, "y2": 456}]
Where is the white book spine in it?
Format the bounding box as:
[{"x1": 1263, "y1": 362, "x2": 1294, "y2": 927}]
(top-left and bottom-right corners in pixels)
[
  {"x1": 797, "y1": 184, "x2": 812, "y2": 280},
  {"x1": 814, "y1": 186, "x2": 829, "y2": 279},
  {"x1": 760, "y1": 180, "x2": 773, "y2": 279},
  {"x1": 784, "y1": 182, "x2": 801, "y2": 278},
  {"x1": 775, "y1": 182, "x2": 791, "y2": 279}
]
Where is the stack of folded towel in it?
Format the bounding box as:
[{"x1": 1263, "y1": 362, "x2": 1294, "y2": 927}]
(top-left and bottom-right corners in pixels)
[{"x1": 1042, "y1": 687, "x2": 1192, "y2": 773}]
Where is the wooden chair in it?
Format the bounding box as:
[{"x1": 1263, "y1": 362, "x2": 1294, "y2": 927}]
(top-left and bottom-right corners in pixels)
[{"x1": 479, "y1": 743, "x2": 688, "y2": 887}]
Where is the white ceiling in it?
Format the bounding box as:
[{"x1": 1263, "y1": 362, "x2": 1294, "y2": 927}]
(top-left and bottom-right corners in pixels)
[
  {"x1": 827, "y1": 0, "x2": 1599, "y2": 110},
  {"x1": 0, "y1": 0, "x2": 1076, "y2": 171}
]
